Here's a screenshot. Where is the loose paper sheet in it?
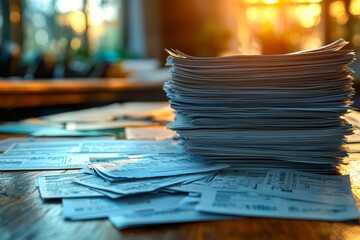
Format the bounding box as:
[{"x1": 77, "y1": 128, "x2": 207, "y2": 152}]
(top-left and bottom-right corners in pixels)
[
  {"x1": 169, "y1": 169, "x2": 267, "y2": 193},
  {"x1": 257, "y1": 169, "x2": 356, "y2": 205},
  {"x1": 37, "y1": 173, "x2": 104, "y2": 199},
  {"x1": 62, "y1": 193, "x2": 187, "y2": 220},
  {"x1": 70, "y1": 172, "x2": 214, "y2": 195},
  {"x1": 90, "y1": 153, "x2": 229, "y2": 179},
  {"x1": 197, "y1": 190, "x2": 360, "y2": 221}
]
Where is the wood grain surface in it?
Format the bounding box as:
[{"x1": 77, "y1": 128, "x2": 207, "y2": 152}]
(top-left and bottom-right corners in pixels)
[{"x1": 1, "y1": 134, "x2": 360, "y2": 240}]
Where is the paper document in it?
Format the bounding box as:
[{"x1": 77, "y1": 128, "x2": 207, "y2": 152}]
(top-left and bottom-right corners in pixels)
[
  {"x1": 197, "y1": 190, "x2": 360, "y2": 221},
  {"x1": 62, "y1": 193, "x2": 187, "y2": 220},
  {"x1": 0, "y1": 153, "x2": 90, "y2": 170},
  {"x1": 70, "y1": 172, "x2": 214, "y2": 195},
  {"x1": 3, "y1": 140, "x2": 182, "y2": 155},
  {"x1": 0, "y1": 152, "x2": 128, "y2": 171},
  {"x1": 109, "y1": 197, "x2": 235, "y2": 229},
  {"x1": 89, "y1": 153, "x2": 229, "y2": 179},
  {"x1": 0, "y1": 137, "x2": 116, "y2": 152},
  {"x1": 37, "y1": 173, "x2": 104, "y2": 199},
  {"x1": 257, "y1": 169, "x2": 356, "y2": 205},
  {"x1": 169, "y1": 169, "x2": 267, "y2": 193}
]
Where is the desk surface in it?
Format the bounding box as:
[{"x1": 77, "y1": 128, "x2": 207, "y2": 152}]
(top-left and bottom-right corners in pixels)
[
  {"x1": 0, "y1": 79, "x2": 165, "y2": 108},
  {"x1": 1, "y1": 133, "x2": 360, "y2": 240}
]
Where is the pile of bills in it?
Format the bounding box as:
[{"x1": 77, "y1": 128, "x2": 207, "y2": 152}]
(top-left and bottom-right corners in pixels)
[
  {"x1": 36, "y1": 160, "x2": 359, "y2": 229},
  {"x1": 164, "y1": 39, "x2": 355, "y2": 173},
  {"x1": 0, "y1": 137, "x2": 358, "y2": 228}
]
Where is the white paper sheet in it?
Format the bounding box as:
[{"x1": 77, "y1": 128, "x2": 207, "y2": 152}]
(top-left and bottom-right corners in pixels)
[
  {"x1": 3, "y1": 140, "x2": 182, "y2": 155},
  {"x1": 37, "y1": 173, "x2": 104, "y2": 199},
  {"x1": 0, "y1": 137, "x2": 116, "y2": 152},
  {"x1": 257, "y1": 169, "x2": 356, "y2": 205},
  {"x1": 197, "y1": 190, "x2": 360, "y2": 221},
  {"x1": 109, "y1": 200, "x2": 236, "y2": 229},
  {"x1": 169, "y1": 169, "x2": 268, "y2": 193},
  {"x1": 90, "y1": 153, "x2": 229, "y2": 179},
  {"x1": 70, "y1": 172, "x2": 214, "y2": 195},
  {"x1": 62, "y1": 193, "x2": 187, "y2": 220},
  {"x1": 0, "y1": 140, "x2": 183, "y2": 170},
  {"x1": 0, "y1": 153, "x2": 89, "y2": 170}
]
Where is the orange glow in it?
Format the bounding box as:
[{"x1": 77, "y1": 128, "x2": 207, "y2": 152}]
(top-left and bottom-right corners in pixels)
[
  {"x1": 246, "y1": 6, "x2": 260, "y2": 21},
  {"x1": 295, "y1": 5, "x2": 307, "y2": 18},
  {"x1": 261, "y1": 6, "x2": 277, "y2": 23},
  {"x1": 303, "y1": 36, "x2": 321, "y2": 49},
  {"x1": 329, "y1": 1, "x2": 346, "y2": 17},
  {"x1": 67, "y1": 11, "x2": 86, "y2": 33},
  {"x1": 300, "y1": 15, "x2": 317, "y2": 28},
  {"x1": 329, "y1": 1, "x2": 349, "y2": 25},
  {"x1": 263, "y1": 0, "x2": 278, "y2": 4},
  {"x1": 307, "y1": 4, "x2": 321, "y2": 16},
  {"x1": 290, "y1": 0, "x2": 321, "y2": 2},
  {"x1": 352, "y1": 34, "x2": 360, "y2": 46},
  {"x1": 289, "y1": 33, "x2": 301, "y2": 45},
  {"x1": 350, "y1": 0, "x2": 360, "y2": 15},
  {"x1": 10, "y1": 10, "x2": 20, "y2": 23},
  {"x1": 244, "y1": 0, "x2": 260, "y2": 4},
  {"x1": 295, "y1": 4, "x2": 319, "y2": 28},
  {"x1": 337, "y1": 14, "x2": 350, "y2": 24}
]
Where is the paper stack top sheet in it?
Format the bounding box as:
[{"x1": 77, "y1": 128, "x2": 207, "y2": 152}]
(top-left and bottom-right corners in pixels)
[{"x1": 164, "y1": 39, "x2": 355, "y2": 173}]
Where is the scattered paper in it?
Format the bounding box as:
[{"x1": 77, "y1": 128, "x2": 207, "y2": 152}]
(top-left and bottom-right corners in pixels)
[
  {"x1": 37, "y1": 173, "x2": 104, "y2": 199},
  {"x1": 63, "y1": 193, "x2": 187, "y2": 220},
  {"x1": 169, "y1": 169, "x2": 267, "y2": 193},
  {"x1": 3, "y1": 140, "x2": 182, "y2": 155},
  {"x1": 109, "y1": 197, "x2": 235, "y2": 229},
  {"x1": 257, "y1": 169, "x2": 356, "y2": 205},
  {"x1": 70, "y1": 172, "x2": 214, "y2": 195},
  {"x1": 89, "y1": 153, "x2": 229, "y2": 179},
  {"x1": 0, "y1": 153, "x2": 89, "y2": 170},
  {"x1": 0, "y1": 137, "x2": 116, "y2": 152},
  {"x1": 197, "y1": 190, "x2": 360, "y2": 221}
]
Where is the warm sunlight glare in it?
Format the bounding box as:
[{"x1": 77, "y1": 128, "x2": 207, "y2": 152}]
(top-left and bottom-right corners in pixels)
[
  {"x1": 244, "y1": 0, "x2": 260, "y2": 4},
  {"x1": 300, "y1": 16, "x2": 317, "y2": 28},
  {"x1": 350, "y1": 0, "x2": 360, "y2": 15},
  {"x1": 329, "y1": 1, "x2": 349, "y2": 24},
  {"x1": 329, "y1": 1, "x2": 346, "y2": 17},
  {"x1": 246, "y1": 6, "x2": 260, "y2": 21},
  {"x1": 263, "y1": 0, "x2": 278, "y2": 4},
  {"x1": 303, "y1": 36, "x2": 322, "y2": 49},
  {"x1": 307, "y1": 4, "x2": 321, "y2": 16},
  {"x1": 290, "y1": 0, "x2": 321, "y2": 3}
]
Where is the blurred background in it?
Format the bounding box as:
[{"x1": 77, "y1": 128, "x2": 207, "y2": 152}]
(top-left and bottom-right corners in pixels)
[{"x1": 1, "y1": 0, "x2": 360, "y2": 120}]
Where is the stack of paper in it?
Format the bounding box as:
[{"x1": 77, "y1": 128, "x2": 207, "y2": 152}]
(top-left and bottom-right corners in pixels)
[{"x1": 164, "y1": 39, "x2": 355, "y2": 172}]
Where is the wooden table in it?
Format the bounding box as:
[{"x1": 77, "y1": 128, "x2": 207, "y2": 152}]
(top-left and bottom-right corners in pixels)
[
  {"x1": 0, "y1": 78, "x2": 166, "y2": 108},
  {"x1": 1, "y1": 133, "x2": 360, "y2": 240}
]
